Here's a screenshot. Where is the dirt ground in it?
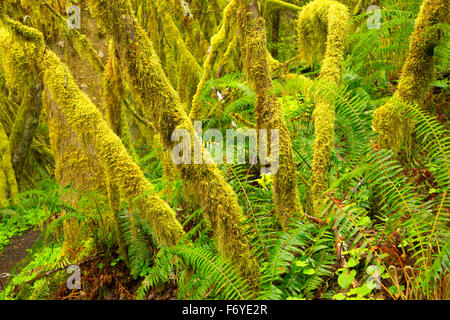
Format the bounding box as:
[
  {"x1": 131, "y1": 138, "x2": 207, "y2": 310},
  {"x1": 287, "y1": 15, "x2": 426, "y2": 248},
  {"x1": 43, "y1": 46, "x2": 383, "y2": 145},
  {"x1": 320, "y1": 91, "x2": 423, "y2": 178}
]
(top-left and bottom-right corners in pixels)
[{"x1": 0, "y1": 230, "x2": 40, "y2": 290}]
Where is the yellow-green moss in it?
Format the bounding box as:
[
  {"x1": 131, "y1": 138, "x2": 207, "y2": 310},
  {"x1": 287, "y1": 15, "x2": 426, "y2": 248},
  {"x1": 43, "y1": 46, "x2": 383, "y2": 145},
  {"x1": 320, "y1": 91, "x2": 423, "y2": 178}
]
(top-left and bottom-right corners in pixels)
[
  {"x1": 310, "y1": 99, "x2": 335, "y2": 214},
  {"x1": 177, "y1": 1, "x2": 209, "y2": 64},
  {"x1": 297, "y1": 0, "x2": 349, "y2": 215},
  {"x1": 319, "y1": 3, "x2": 349, "y2": 84},
  {"x1": 372, "y1": 0, "x2": 448, "y2": 152},
  {"x1": 189, "y1": 0, "x2": 239, "y2": 120},
  {"x1": 297, "y1": 0, "x2": 349, "y2": 67},
  {"x1": 0, "y1": 21, "x2": 43, "y2": 185},
  {"x1": 103, "y1": 40, "x2": 138, "y2": 262},
  {"x1": 104, "y1": 40, "x2": 136, "y2": 159},
  {"x1": 87, "y1": 0, "x2": 259, "y2": 290},
  {"x1": 42, "y1": 3, "x2": 105, "y2": 73},
  {"x1": 42, "y1": 49, "x2": 185, "y2": 247},
  {"x1": 1, "y1": 11, "x2": 176, "y2": 253},
  {"x1": 238, "y1": 0, "x2": 304, "y2": 228},
  {"x1": 8, "y1": 83, "x2": 43, "y2": 183},
  {"x1": 44, "y1": 89, "x2": 105, "y2": 193},
  {"x1": 0, "y1": 20, "x2": 42, "y2": 91},
  {"x1": 0, "y1": 122, "x2": 18, "y2": 206},
  {"x1": 153, "y1": 1, "x2": 203, "y2": 105},
  {"x1": 265, "y1": 0, "x2": 301, "y2": 12}
]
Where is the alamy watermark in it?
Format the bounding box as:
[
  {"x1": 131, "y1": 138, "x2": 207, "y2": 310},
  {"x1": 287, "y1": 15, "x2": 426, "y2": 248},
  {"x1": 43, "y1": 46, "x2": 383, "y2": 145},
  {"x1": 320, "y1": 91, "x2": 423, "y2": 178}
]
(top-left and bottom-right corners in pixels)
[
  {"x1": 366, "y1": 265, "x2": 381, "y2": 289},
  {"x1": 66, "y1": 265, "x2": 81, "y2": 290},
  {"x1": 367, "y1": 5, "x2": 381, "y2": 30},
  {"x1": 171, "y1": 121, "x2": 280, "y2": 175},
  {"x1": 67, "y1": 5, "x2": 81, "y2": 30}
]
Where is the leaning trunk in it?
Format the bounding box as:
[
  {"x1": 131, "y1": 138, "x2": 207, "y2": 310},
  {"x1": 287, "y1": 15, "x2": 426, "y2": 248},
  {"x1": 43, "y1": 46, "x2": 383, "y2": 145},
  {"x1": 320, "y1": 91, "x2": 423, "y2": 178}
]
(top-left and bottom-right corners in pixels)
[{"x1": 372, "y1": 0, "x2": 449, "y2": 153}]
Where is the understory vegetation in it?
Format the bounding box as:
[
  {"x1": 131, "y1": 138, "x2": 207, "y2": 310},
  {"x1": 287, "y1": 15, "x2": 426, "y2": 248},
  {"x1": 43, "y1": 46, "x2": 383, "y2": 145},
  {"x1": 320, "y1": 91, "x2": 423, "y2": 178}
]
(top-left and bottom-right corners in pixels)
[{"x1": 0, "y1": 0, "x2": 448, "y2": 300}]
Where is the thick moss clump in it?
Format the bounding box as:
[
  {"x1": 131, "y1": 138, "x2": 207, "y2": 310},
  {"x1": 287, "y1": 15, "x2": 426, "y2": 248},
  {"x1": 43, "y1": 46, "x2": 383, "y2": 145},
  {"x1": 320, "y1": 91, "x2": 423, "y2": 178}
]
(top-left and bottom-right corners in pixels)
[
  {"x1": 0, "y1": 122, "x2": 18, "y2": 206},
  {"x1": 87, "y1": 0, "x2": 259, "y2": 290},
  {"x1": 189, "y1": 0, "x2": 239, "y2": 120},
  {"x1": 297, "y1": 0, "x2": 349, "y2": 215},
  {"x1": 42, "y1": 49, "x2": 186, "y2": 247},
  {"x1": 372, "y1": 0, "x2": 449, "y2": 153},
  {"x1": 0, "y1": 21, "x2": 43, "y2": 185},
  {"x1": 237, "y1": 0, "x2": 304, "y2": 229}
]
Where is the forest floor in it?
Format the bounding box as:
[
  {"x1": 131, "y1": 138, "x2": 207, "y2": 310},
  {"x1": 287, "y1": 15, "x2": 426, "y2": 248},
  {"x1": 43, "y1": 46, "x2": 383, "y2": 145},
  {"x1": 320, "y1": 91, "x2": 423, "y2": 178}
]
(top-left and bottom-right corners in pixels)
[
  {"x1": 53, "y1": 255, "x2": 178, "y2": 300},
  {"x1": 0, "y1": 225, "x2": 178, "y2": 299},
  {"x1": 0, "y1": 229, "x2": 40, "y2": 290}
]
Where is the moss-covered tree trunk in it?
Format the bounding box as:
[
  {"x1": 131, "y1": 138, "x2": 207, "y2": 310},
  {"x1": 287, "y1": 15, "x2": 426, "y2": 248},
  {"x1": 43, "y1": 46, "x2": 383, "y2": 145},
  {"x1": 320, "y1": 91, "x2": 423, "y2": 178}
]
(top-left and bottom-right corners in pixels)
[
  {"x1": 103, "y1": 40, "x2": 136, "y2": 263},
  {"x1": 189, "y1": 0, "x2": 239, "y2": 120},
  {"x1": 0, "y1": 122, "x2": 18, "y2": 206},
  {"x1": 1, "y1": 16, "x2": 186, "y2": 249},
  {"x1": 372, "y1": 0, "x2": 449, "y2": 153},
  {"x1": 237, "y1": 0, "x2": 304, "y2": 229},
  {"x1": 42, "y1": 49, "x2": 186, "y2": 247},
  {"x1": 87, "y1": 0, "x2": 259, "y2": 290},
  {"x1": 0, "y1": 12, "x2": 44, "y2": 189},
  {"x1": 8, "y1": 82, "x2": 43, "y2": 185},
  {"x1": 297, "y1": 0, "x2": 349, "y2": 215}
]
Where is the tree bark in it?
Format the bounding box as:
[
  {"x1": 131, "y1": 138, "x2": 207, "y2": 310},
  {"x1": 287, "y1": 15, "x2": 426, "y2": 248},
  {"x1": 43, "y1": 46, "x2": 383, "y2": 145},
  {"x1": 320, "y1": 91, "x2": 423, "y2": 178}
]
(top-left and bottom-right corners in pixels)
[
  {"x1": 87, "y1": 0, "x2": 259, "y2": 290},
  {"x1": 238, "y1": 0, "x2": 304, "y2": 228},
  {"x1": 297, "y1": 0, "x2": 349, "y2": 215}
]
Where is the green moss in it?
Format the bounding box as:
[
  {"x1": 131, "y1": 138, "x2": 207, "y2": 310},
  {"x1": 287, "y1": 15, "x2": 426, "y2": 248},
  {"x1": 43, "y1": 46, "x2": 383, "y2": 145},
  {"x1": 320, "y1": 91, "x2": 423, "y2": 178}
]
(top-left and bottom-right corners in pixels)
[
  {"x1": 297, "y1": 0, "x2": 349, "y2": 215},
  {"x1": 154, "y1": 1, "x2": 203, "y2": 105},
  {"x1": 45, "y1": 89, "x2": 105, "y2": 194},
  {"x1": 41, "y1": 3, "x2": 105, "y2": 73},
  {"x1": 0, "y1": 122, "x2": 18, "y2": 206},
  {"x1": 87, "y1": 0, "x2": 259, "y2": 290},
  {"x1": 189, "y1": 0, "x2": 239, "y2": 120},
  {"x1": 319, "y1": 3, "x2": 349, "y2": 84},
  {"x1": 8, "y1": 83, "x2": 43, "y2": 183},
  {"x1": 167, "y1": 15, "x2": 202, "y2": 104},
  {"x1": 104, "y1": 40, "x2": 136, "y2": 159},
  {"x1": 42, "y1": 49, "x2": 185, "y2": 247},
  {"x1": 238, "y1": 0, "x2": 304, "y2": 228},
  {"x1": 0, "y1": 22, "x2": 44, "y2": 185},
  {"x1": 0, "y1": 20, "x2": 43, "y2": 91},
  {"x1": 310, "y1": 100, "x2": 335, "y2": 213},
  {"x1": 372, "y1": 0, "x2": 448, "y2": 152},
  {"x1": 372, "y1": 99, "x2": 409, "y2": 153},
  {"x1": 2, "y1": 16, "x2": 44, "y2": 44},
  {"x1": 266, "y1": 0, "x2": 301, "y2": 12},
  {"x1": 177, "y1": 3, "x2": 209, "y2": 64},
  {"x1": 103, "y1": 40, "x2": 138, "y2": 262}
]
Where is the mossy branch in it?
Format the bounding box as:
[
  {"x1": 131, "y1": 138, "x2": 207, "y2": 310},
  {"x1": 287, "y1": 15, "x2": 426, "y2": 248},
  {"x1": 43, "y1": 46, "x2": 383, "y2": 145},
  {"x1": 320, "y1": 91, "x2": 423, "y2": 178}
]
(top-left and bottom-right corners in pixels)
[
  {"x1": 0, "y1": 18, "x2": 44, "y2": 186},
  {"x1": 238, "y1": 0, "x2": 305, "y2": 228},
  {"x1": 372, "y1": 0, "x2": 449, "y2": 153},
  {"x1": 297, "y1": 0, "x2": 350, "y2": 215},
  {"x1": 87, "y1": 0, "x2": 259, "y2": 291},
  {"x1": 190, "y1": 0, "x2": 239, "y2": 120},
  {"x1": 42, "y1": 49, "x2": 186, "y2": 247},
  {"x1": 266, "y1": 0, "x2": 302, "y2": 12},
  {"x1": 41, "y1": 2, "x2": 104, "y2": 73},
  {"x1": 2, "y1": 16, "x2": 186, "y2": 247}
]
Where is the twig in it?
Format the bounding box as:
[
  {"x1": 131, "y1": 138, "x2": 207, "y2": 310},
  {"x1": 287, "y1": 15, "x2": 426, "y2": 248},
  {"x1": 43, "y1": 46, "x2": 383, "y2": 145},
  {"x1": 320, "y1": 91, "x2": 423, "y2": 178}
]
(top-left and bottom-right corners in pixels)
[
  {"x1": 123, "y1": 98, "x2": 154, "y2": 129},
  {"x1": 292, "y1": 145, "x2": 312, "y2": 169}
]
